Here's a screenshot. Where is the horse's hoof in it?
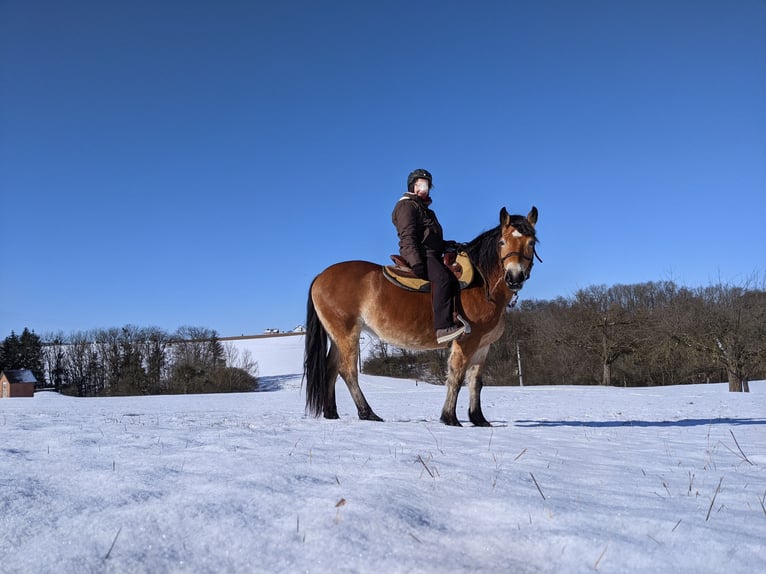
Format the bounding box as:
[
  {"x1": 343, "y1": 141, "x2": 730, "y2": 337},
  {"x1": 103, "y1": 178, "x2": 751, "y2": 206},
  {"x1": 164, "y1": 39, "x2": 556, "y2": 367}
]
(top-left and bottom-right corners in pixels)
[
  {"x1": 469, "y1": 413, "x2": 492, "y2": 427},
  {"x1": 359, "y1": 411, "x2": 384, "y2": 422},
  {"x1": 440, "y1": 415, "x2": 462, "y2": 427}
]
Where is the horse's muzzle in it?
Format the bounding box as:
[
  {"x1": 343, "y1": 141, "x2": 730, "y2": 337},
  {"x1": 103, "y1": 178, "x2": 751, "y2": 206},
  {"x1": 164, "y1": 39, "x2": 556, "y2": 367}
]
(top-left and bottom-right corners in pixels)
[{"x1": 505, "y1": 269, "x2": 526, "y2": 292}]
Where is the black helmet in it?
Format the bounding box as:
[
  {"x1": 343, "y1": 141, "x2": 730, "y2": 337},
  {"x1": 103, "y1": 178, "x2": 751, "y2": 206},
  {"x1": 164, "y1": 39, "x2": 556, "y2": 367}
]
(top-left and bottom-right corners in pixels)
[{"x1": 407, "y1": 168, "x2": 432, "y2": 189}]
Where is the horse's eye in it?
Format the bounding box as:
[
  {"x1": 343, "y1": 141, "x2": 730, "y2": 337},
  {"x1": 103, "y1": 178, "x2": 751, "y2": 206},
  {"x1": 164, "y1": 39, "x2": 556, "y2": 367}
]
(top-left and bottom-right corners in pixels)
[{"x1": 499, "y1": 239, "x2": 506, "y2": 247}]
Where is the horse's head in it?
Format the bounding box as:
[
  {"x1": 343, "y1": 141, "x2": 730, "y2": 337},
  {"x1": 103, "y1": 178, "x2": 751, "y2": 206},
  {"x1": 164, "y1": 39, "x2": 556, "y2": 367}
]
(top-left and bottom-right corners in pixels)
[{"x1": 498, "y1": 206, "x2": 539, "y2": 292}]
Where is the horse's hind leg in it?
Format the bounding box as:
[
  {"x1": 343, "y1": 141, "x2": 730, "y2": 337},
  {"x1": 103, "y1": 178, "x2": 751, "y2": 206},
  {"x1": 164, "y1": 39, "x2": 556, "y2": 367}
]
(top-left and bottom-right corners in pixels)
[
  {"x1": 322, "y1": 343, "x2": 341, "y2": 419},
  {"x1": 337, "y1": 333, "x2": 383, "y2": 422}
]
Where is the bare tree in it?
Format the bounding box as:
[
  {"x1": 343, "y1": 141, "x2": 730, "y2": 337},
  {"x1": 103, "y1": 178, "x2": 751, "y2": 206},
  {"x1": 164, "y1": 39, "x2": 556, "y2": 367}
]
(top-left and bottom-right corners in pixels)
[
  {"x1": 223, "y1": 343, "x2": 259, "y2": 377},
  {"x1": 41, "y1": 332, "x2": 67, "y2": 391},
  {"x1": 64, "y1": 330, "x2": 98, "y2": 396},
  {"x1": 172, "y1": 326, "x2": 224, "y2": 369},
  {"x1": 673, "y1": 278, "x2": 765, "y2": 392},
  {"x1": 143, "y1": 327, "x2": 171, "y2": 393},
  {"x1": 562, "y1": 285, "x2": 643, "y2": 386}
]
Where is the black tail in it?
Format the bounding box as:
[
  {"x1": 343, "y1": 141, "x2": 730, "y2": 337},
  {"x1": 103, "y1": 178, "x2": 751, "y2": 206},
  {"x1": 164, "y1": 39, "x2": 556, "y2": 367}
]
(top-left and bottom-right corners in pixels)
[{"x1": 304, "y1": 281, "x2": 328, "y2": 417}]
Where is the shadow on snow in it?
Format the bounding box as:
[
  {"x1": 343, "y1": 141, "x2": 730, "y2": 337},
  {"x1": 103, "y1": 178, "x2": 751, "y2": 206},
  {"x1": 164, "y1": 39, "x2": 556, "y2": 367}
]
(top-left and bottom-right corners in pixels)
[
  {"x1": 255, "y1": 374, "x2": 302, "y2": 392},
  {"x1": 514, "y1": 418, "x2": 766, "y2": 428}
]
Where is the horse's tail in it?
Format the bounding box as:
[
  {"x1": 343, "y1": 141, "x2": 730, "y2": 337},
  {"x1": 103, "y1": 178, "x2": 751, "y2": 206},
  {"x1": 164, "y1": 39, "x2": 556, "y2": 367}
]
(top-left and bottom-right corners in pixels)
[{"x1": 304, "y1": 280, "x2": 328, "y2": 417}]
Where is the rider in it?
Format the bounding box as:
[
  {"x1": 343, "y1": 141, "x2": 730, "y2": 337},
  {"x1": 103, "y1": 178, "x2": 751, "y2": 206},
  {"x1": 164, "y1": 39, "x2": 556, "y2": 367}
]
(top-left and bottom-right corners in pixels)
[{"x1": 392, "y1": 168, "x2": 468, "y2": 344}]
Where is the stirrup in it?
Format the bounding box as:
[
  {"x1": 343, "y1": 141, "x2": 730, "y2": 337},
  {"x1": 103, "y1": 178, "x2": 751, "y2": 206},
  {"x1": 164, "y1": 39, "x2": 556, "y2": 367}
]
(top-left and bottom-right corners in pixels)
[{"x1": 455, "y1": 313, "x2": 472, "y2": 335}]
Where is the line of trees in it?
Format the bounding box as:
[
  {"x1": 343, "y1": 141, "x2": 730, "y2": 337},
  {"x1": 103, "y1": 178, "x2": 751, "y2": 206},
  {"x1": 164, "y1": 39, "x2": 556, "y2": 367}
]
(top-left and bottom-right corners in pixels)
[
  {"x1": 5, "y1": 279, "x2": 763, "y2": 395},
  {"x1": 1, "y1": 326, "x2": 259, "y2": 397},
  {"x1": 364, "y1": 279, "x2": 766, "y2": 392}
]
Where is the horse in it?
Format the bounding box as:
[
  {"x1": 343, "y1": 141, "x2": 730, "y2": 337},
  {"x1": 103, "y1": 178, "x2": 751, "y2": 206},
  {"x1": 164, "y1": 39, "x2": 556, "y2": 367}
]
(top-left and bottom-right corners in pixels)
[{"x1": 303, "y1": 206, "x2": 539, "y2": 426}]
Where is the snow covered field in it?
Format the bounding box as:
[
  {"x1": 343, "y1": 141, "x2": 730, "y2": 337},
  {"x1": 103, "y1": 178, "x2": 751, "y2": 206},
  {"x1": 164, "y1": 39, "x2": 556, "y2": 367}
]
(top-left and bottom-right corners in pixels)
[{"x1": 1, "y1": 336, "x2": 764, "y2": 574}]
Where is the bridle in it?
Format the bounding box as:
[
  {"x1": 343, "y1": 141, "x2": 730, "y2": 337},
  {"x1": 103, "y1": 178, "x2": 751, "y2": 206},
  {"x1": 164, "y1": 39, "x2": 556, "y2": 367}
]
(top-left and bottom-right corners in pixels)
[
  {"x1": 500, "y1": 247, "x2": 542, "y2": 264},
  {"x1": 483, "y1": 238, "x2": 542, "y2": 306},
  {"x1": 500, "y1": 243, "x2": 543, "y2": 279}
]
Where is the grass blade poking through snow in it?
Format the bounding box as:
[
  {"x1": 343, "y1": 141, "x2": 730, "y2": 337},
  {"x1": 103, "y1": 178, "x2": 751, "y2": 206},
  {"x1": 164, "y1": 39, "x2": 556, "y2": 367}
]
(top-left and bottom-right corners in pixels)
[
  {"x1": 104, "y1": 527, "x2": 122, "y2": 560},
  {"x1": 727, "y1": 430, "x2": 753, "y2": 465},
  {"x1": 530, "y1": 472, "x2": 546, "y2": 500},
  {"x1": 706, "y1": 477, "x2": 724, "y2": 521}
]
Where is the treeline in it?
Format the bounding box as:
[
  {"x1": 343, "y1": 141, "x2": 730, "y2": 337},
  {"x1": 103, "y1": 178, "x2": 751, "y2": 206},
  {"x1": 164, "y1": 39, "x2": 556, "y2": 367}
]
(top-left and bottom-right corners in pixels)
[
  {"x1": 364, "y1": 280, "x2": 766, "y2": 392},
  {"x1": 1, "y1": 326, "x2": 259, "y2": 397}
]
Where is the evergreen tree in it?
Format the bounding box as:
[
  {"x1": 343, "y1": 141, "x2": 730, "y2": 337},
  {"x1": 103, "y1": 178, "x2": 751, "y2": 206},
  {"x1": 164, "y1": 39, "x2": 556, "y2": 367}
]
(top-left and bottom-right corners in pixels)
[
  {"x1": 1, "y1": 329, "x2": 45, "y2": 385},
  {"x1": 1, "y1": 331, "x2": 23, "y2": 372}
]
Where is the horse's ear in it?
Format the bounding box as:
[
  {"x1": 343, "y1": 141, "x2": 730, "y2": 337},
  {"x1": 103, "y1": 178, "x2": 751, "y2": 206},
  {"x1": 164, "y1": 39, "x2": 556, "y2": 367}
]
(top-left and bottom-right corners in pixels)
[
  {"x1": 499, "y1": 207, "x2": 510, "y2": 226},
  {"x1": 527, "y1": 206, "x2": 538, "y2": 227}
]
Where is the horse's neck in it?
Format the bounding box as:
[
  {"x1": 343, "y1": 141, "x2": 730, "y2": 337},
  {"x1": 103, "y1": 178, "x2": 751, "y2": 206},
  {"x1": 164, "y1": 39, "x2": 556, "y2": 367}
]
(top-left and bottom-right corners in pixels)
[
  {"x1": 474, "y1": 267, "x2": 514, "y2": 312},
  {"x1": 488, "y1": 273, "x2": 514, "y2": 305}
]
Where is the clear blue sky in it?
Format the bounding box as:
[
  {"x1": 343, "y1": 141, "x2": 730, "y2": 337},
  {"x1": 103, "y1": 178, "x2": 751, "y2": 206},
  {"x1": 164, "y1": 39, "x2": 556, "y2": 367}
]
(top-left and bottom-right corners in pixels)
[{"x1": 2, "y1": 0, "x2": 765, "y2": 338}]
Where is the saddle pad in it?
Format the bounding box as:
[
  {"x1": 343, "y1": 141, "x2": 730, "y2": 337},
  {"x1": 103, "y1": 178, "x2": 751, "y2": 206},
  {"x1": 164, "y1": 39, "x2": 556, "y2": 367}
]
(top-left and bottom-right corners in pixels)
[{"x1": 383, "y1": 252, "x2": 474, "y2": 292}]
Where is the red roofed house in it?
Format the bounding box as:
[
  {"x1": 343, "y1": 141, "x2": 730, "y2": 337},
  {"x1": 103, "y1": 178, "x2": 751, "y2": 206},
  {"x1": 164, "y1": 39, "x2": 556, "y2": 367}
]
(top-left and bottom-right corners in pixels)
[{"x1": 0, "y1": 369, "x2": 37, "y2": 398}]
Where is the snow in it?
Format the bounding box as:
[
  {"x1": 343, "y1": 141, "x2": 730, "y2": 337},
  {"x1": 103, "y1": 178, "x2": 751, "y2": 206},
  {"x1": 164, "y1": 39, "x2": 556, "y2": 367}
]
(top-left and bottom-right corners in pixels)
[
  {"x1": 1, "y1": 335, "x2": 765, "y2": 574},
  {"x1": 224, "y1": 334, "x2": 307, "y2": 378}
]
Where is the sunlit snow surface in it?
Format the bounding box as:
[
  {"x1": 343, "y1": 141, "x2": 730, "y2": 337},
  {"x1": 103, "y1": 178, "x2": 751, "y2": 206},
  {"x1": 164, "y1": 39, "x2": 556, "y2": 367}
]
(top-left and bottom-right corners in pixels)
[{"x1": 1, "y1": 336, "x2": 764, "y2": 573}]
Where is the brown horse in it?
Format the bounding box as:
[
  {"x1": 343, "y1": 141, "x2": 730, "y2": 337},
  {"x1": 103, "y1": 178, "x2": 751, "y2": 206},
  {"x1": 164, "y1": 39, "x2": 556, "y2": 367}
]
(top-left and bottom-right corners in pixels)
[{"x1": 304, "y1": 206, "x2": 539, "y2": 426}]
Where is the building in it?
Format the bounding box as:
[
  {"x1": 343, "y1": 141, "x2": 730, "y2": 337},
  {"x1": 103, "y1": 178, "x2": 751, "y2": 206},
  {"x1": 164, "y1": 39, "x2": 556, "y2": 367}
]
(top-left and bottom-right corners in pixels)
[{"x1": 0, "y1": 369, "x2": 37, "y2": 398}]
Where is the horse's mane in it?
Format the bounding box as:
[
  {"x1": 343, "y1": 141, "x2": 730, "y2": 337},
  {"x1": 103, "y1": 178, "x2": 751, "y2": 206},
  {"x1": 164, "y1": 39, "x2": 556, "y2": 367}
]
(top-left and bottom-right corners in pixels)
[
  {"x1": 463, "y1": 215, "x2": 537, "y2": 283},
  {"x1": 464, "y1": 227, "x2": 502, "y2": 283}
]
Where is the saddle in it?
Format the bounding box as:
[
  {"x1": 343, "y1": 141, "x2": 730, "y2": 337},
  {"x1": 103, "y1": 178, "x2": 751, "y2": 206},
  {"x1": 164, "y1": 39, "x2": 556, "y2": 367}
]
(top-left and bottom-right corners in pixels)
[{"x1": 383, "y1": 251, "x2": 475, "y2": 292}]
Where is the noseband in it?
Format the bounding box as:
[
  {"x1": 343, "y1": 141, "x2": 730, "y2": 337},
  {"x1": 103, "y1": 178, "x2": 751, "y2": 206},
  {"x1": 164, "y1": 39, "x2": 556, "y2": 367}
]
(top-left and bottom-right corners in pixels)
[
  {"x1": 500, "y1": 246, "x2": 543, "y2": 278},
  {"x1": 500, "y1": 249, "x2": 542, "y2": 264}
]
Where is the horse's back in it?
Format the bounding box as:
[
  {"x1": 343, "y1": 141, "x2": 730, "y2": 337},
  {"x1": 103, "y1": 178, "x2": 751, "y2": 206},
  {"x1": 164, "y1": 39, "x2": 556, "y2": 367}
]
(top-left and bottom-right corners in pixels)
[
  {"x1": 317, "y1": 260, "x2": 381, "y2": 277},
  {"x1": 313, "y1": 260, "x2": 381, "y2": 290},
  {"x1": 311, "y1": 260, "x2": 383, "y2": 314}
]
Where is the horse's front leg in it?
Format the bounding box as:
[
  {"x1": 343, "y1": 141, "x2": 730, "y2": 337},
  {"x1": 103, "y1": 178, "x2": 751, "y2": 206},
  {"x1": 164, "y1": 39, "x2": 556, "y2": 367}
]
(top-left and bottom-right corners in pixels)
[
  {"x1": 440, "y1": 345, "x2": 469, "y2": 426},
  {"x1": 465, "y1": 347, "x2": 491, "y2": 427},
  {"x1": 466, "y1": 364, "x2": 491, "y2": 427}
]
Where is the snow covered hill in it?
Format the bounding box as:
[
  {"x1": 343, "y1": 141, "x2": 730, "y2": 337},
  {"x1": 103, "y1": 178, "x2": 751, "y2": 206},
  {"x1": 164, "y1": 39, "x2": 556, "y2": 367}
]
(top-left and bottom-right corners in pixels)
[{"x1": 1, "y1": 335, "x2": 764, "y2": 574}]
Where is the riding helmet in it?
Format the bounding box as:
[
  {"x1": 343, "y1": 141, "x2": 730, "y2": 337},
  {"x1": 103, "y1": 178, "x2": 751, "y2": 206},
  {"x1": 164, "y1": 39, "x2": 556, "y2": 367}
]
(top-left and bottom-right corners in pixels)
[{"x1": 407, "y1": 168, "x2": 432, "y2": 189}]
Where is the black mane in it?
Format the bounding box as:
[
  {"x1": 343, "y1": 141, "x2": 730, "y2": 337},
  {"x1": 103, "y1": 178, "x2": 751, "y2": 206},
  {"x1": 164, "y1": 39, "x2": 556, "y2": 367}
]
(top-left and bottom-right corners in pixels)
[{"x1": 464, "y1": 227, "x2": 502, "y2": 283}]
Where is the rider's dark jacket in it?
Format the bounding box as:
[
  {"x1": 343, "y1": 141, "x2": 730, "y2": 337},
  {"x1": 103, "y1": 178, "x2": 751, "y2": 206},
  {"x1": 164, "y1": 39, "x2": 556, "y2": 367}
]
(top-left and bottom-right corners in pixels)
[{"x1": 391, "y1": 193, "x2": 445, "y2": 271}]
